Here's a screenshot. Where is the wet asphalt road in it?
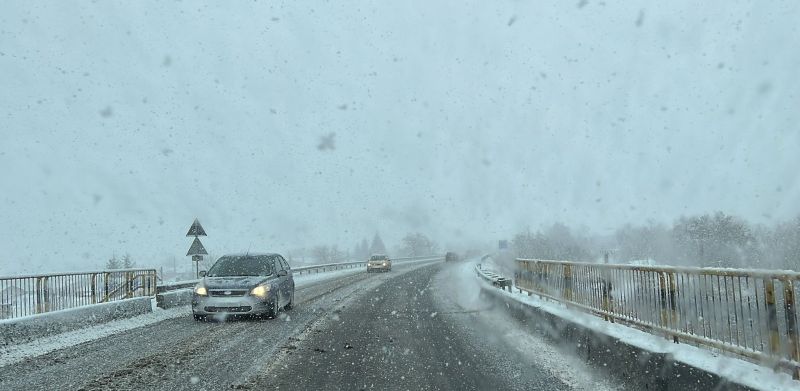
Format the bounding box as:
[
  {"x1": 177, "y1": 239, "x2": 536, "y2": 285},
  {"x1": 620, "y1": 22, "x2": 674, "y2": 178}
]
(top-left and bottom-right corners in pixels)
[
  {"x1": 239, "y1": 263, "x2": 600, "y2": 391},
  {"x1": 0, "y1": 261, "x2": 622, "y2": 391},
  {"x1": 0, "y1": 266, "x2": 389, "y2": 391}
]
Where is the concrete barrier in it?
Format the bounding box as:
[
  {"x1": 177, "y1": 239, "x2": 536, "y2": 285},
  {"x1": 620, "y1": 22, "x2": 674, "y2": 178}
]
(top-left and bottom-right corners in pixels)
[
  {"x1": 479, "y1": 285, "x2": 754, "y2": 391},
  {"x1": 156, "y1": 289, "x2": 193, "y2": 309},
  {"x1": 0, "y1": 297, "x2": 153, "y2": 347}
]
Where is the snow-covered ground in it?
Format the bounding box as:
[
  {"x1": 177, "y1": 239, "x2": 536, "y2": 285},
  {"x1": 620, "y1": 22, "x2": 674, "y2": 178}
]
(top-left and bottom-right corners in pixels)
[
  {"x1": 439, "y1": 260, "x2": 623, "y2": 391},
  {"x1": 0, "y1": 302, "x2": 186, "y2": 367},
  {"x1": 474, "y1": 258, "x2": 800, "y2": 391},
  {"x1": 0, "y1": 266, "x2": 368, "y2": 367}
]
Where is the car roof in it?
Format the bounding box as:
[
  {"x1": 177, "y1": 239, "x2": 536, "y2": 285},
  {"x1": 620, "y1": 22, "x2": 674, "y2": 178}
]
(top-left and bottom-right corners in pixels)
[{"x1": 220, "y1": 252, "x2": 281, "y2": 257}]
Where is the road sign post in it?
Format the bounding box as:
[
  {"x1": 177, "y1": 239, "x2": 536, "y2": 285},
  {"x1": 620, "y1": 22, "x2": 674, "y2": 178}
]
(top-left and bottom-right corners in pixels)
[{"x1": 186, "y1": 219, "x2": 208, "y2": 278}]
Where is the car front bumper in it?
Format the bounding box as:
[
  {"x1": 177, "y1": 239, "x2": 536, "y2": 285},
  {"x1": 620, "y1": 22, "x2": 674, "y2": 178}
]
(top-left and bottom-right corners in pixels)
[
  {"x1": 367, "y1": 264, "x2": 391, "y2": 272},
  {"x1": 192, "y1": 293, "x2": 274, "y2": 316}
]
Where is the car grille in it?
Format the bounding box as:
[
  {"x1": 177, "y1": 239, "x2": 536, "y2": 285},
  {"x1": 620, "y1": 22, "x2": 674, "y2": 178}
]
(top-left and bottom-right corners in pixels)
[
  {"x1": 209, "y1": 290, "x2": 248, "y2": 297},
  {"x1": 204, "y1": 306, "x2": 252, "y2": 313}
]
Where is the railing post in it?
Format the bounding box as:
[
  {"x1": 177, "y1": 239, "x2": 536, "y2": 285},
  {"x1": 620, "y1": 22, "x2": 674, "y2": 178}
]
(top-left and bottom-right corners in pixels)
[
  {"x1": 43, "y1": 277, "x2": 50, "y2": 312},
  {"x1": 527, "y1": 262, "x2": 534, "y2": 296},
  {"x1": 35, "y1": 277, "x2": 43, "y2": 314},
  {"x1": 90, "y1": 273, "x2": 97, "y2": 304},
  {"x1": 601, "y1": 271, "x2": 614, "y2": 323},
  {"x1": 536, "y1": 262, "x2": 544, "y2": 295},
  {"x1": 125, "y1": 272, "x2": 133, "y2": 298},
  {"x1": 563, "y1": 264, "x2": 573, "y2": 302},
  {"x1": 658, "y1": 273, "x2": 668, "y2": 332},
  {"x1": 103, "y1": 272, "x2": 110, "y2": 302},
  {"x1": 538, "y1": 263, "x2": 546, "y2": 297},
  {"x1": 668, "y1": 272, "x2": 679, "y2": 343},
  {"x1": 783, "y1": 279, "x2": 800, "y2": 379},
  {"x1": 765, "y1": 278, "x2": 781, "y2": 362}
]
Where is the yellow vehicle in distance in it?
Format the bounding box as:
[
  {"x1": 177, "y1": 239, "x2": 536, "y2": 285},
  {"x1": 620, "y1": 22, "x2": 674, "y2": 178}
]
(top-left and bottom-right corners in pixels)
[{"x1": 366, "y1": 254, "x2": 392, "y2": 273}]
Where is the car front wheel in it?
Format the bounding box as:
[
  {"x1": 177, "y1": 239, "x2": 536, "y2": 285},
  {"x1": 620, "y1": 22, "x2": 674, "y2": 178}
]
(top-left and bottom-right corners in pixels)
[
  {"x1": 285, "y1": 291, "x2": 294, "y2": 310},
  {"x1": 266, "y1": 299, "x2": 280, "y2": 319}
]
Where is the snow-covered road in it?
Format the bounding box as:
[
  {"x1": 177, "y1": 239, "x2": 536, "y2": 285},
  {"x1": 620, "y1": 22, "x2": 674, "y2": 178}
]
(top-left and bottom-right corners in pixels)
[{"x1": 0, "y1": 259, "x2": 626, "y2": 390}]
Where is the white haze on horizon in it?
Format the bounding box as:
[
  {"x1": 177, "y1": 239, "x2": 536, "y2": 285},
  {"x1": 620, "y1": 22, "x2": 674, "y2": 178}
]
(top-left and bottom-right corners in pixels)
[{"x1": 1, "y1": 1, "x2": 799, "y2": 274}]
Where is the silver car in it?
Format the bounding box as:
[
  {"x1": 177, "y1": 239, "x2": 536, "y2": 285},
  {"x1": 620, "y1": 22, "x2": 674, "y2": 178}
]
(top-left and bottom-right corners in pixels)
[
  {"x1": 192, "y1": 253, "x2": 295, "y2": 321},
  {"x1": 366, "y1": 254, "x2": 392, "y2": 272}
]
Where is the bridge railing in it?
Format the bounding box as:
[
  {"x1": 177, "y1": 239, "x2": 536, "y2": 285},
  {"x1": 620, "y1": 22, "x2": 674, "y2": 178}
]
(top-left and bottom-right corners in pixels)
[
  {"x1": 156, "y1": 255, "x2": 444, "y2": 292},
  {"x1": 1, "y1": 255, "x2": 445, "y2": 319},
  {"x1": 0, "y1": 269, "x2": 157, "y2": 320},
  {"x1": 475, "y1": 263, "x2": 513, "y2": 292},
  {"x1": 515, "y1": 259, "x2": 800, "y2": 378}
]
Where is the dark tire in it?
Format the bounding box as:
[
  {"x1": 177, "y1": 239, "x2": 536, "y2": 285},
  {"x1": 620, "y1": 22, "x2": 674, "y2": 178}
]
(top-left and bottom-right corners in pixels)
[
  {"x1": 266, "y1": 298, "x2": 280, "y2": 319},
  {"x1": 285, "y1": 291, "x2": 294, "y2": 310}
]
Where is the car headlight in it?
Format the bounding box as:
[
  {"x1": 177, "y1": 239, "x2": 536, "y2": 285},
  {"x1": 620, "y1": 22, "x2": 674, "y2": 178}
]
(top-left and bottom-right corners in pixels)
[
  {"x1": 194, "y1": 285, "x2": 207, "y2": 296},
  {"x1": 251, "y1": 284, "x2": 270, "y2": 298}
]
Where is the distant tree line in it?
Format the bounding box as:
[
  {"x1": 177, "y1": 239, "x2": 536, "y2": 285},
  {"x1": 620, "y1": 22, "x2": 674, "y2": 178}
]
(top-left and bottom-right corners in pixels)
[
  {"x1": 283, "y1": 233, "x2": 391, "y2": 265},
  {"x1": 105, "y1": 253, "x2": 136, "y2": 269},
  {"x1": 511, "y1": 223, "x2": 593, "y2": 262},
  {"x1": 399, "y1": 232, "x2": 438, "y2": 257},
  {"x1": 511, "y1": 212, "x2": 800, "y2": 270}
]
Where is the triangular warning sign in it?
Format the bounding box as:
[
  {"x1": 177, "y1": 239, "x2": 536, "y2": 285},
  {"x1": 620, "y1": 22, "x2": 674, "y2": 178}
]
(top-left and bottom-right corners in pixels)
[
  {"x1": 186, "y1": 237, "x2": 208, "y2": 256},
  {"x1": 186, "y1": 218, "x2": 207, "y2": 237}
]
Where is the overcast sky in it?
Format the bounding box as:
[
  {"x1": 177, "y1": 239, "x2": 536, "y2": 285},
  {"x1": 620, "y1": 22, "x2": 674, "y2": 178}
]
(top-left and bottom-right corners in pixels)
[{"x1": 1, "y1": 1, "x2": 799, "y2": 274}]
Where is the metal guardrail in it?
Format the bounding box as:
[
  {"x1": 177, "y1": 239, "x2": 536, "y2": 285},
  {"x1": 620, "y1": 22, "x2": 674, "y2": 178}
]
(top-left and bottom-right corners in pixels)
[
  {"x1": 475, "y1": 264, "x2": 513, "y2": 292},
  {"x1": 515, "y1": 258, "x2": 800, "y2": 378},
  {"x1": 294, "y1": 260, "x2": 367, "y2": 275},
  {"x1": 0, "y1": 269, "x2": 157, "y2": 320},
  {"x1": 156, "y1": 255, "x2": 444, "y2": 293},
  {"x1": 0, "y1": 256, "x2": 446, "y2": 319}
]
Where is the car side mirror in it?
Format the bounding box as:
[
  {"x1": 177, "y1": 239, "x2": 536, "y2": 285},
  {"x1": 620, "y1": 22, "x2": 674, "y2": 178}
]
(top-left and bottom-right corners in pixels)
[
  {"x1": 199, "y1": 270, "x2": 207, "y2": 277},
  {"x1": 278, "y1": 270, "x2": 288, "y2": 277}
]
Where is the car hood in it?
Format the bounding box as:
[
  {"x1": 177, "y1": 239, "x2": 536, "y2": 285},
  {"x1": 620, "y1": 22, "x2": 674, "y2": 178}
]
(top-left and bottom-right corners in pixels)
[{"x1": 203, "y1": 276, "x2": 271, "y2": 289}]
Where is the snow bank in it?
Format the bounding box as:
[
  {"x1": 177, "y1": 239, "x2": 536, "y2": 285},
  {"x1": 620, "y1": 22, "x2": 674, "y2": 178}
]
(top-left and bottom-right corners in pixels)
[
  {"x1": 0, "y1": 297, "x2": 153, "y2": 347},
  {"x1": 465, "y1": 261, "x2": 800, "y2": 391},
  {"x1": 0, "y1": 305, "x2": 188, "y2": 367}
]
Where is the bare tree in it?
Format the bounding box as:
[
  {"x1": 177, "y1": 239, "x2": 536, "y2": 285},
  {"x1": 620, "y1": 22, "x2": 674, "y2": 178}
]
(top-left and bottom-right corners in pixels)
[
  {"x1": 370, "y1": 233, "x2": 387, "y2": 255},
  {"x1": 121, "y1": 253, "x2": 136, "y2": 269},
  {"x1": 105, "y1": 254, "x2": 122, "y2": 270},
  {"x1": 400, "y1": 233, "x2": 438, "y2": 257}
]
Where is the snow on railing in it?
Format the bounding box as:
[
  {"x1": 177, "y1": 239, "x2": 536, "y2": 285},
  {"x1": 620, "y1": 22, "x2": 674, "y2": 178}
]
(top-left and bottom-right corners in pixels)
[
  {"x1": 515, "y1": 258, "x2": 800, "y2": 379},
  {"x1": 475, "y1": 263, "x2": 513, "y2": 292},
  {"x1": 0, "y1": 269, "x2": 157, "y2": 320},
  {"x1": 0, "y1": 255, "x2": 446, "y2": 319},
  {"x1": 156, "y1": 255, "x2": 444, "y2": 293}
]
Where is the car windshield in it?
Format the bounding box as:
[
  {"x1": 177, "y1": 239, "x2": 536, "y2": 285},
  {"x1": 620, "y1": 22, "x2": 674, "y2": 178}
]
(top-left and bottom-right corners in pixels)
[
  {"x1": 370, "y1": 256, "x2": 387, "y2": 261},
  {"x1": 206, "y1": 256, "x2": 274, "y2": 277}
]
